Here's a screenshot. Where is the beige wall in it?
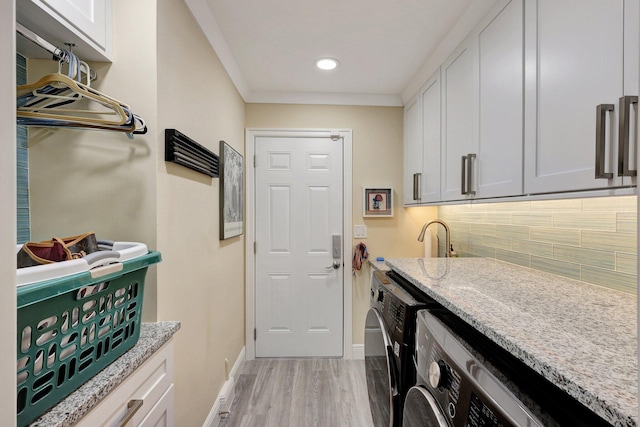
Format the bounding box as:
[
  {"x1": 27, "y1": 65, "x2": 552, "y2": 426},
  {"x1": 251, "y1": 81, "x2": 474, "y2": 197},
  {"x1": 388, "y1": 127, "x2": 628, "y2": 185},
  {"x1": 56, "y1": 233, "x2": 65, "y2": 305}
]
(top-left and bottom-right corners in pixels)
[
  {"x1": 246, "y1": 104, "x2": 435, "y2": 345},
  {"x1": 25, "y1": 0, "x2": 246, "y2": 425},
  {"x1": 27, "y1": 0, "x2": 159, "y2": 319},
  {"x1": 157, "y1": 0, "x2": 246, "y2": 425}
]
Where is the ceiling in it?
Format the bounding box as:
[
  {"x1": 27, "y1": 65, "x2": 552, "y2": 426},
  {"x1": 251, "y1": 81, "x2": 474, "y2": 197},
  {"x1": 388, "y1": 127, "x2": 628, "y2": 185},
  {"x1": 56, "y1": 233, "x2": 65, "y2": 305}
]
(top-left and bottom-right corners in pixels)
[{"x1": 187, "y1": 0, "x2": 487, "y2": 106}]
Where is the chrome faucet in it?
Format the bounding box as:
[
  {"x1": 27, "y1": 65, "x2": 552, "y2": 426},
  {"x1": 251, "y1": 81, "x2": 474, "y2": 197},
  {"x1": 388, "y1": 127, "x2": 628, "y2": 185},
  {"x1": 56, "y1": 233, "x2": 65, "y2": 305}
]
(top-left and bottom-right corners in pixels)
[{"x1": 417, "y1": 219, "x2": 451, "y2": 257}]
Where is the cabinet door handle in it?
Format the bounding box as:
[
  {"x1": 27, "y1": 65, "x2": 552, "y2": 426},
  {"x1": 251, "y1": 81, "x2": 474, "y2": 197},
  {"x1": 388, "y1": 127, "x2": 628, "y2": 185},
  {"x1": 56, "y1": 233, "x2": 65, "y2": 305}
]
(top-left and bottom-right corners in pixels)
[
  {"x1": 461, "y1": 155, "x2": 468, "y2": 195},
  {"x1": 466, "y1": 153, "x2": 476, "y2": 196},
  {"x1": 413, "y1": 173, "x2": 421, "y2": 200},
  {"x1": 595, "y1": 103, "x2": 614, "y2": 179},
  {"x1": 118, "y1": 399, "x2": 143, "y2": 427},
  {"x1": 618, "y1": 95, "x2": 638, "y2": 177}
]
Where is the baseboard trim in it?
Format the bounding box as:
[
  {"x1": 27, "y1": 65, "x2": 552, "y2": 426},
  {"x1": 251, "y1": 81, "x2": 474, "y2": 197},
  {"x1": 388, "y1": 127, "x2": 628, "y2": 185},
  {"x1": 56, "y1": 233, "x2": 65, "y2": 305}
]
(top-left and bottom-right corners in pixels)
[
  {"x1": 352, "y1": 344, "x2": 364, "y2": 360},
  {"x1": 203, "y1": 346, "x2": 246, "y2": 427}
]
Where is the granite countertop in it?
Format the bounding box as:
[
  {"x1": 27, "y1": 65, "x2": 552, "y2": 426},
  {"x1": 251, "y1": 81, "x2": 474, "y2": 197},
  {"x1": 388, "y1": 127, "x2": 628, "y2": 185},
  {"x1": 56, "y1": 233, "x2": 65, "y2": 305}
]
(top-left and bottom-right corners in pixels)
[
  {"x1": 386, "y1": 257, "x2": 638, "y2": 427},
  {"x1": 29, "y1": 321, "x2": 181, "y2": 427},
  {"x1": 368, "y1": 258, "x2": 389, "y2": 272}
]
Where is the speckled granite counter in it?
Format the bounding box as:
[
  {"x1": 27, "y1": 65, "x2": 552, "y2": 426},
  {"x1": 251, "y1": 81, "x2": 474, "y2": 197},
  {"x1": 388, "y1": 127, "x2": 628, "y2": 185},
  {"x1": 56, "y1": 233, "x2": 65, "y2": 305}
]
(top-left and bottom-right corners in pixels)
[
  {"x1": 368, "y1": 259, "x2": 389, "y2": 272},
  {"x1": 29, "y1": 321, "x2": 181, "y2": 427},
  {"x1": 386, "y1": 257, "x2": 637, "y2": 427}
]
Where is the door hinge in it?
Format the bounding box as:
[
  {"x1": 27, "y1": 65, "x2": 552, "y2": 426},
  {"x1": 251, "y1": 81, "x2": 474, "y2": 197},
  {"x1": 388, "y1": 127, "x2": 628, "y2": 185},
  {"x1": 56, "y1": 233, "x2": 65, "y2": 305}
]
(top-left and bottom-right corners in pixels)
[
  {"x1": 254, "y1": 241, "x2": 256, "y2": 253},
  {"x1": 253, "y1": 154, "x2": 257, "y2": 168},
  {"x1": 254, "y1": 328, "x2": 257, "y2": 341},
  {"x1": 330, "y1": 130, "x2": 340, "y2": 141}
]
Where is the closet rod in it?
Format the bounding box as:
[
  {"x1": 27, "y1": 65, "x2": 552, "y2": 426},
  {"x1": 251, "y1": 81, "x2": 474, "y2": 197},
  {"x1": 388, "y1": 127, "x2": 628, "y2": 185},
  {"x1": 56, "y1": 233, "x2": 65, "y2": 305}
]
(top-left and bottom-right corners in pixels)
[
  {"x1": 16, "y1": 22, "x2": 65, "y2": 61},
  {"x1": 16, "y1": 23, "x2": 97, "y2": 80}
]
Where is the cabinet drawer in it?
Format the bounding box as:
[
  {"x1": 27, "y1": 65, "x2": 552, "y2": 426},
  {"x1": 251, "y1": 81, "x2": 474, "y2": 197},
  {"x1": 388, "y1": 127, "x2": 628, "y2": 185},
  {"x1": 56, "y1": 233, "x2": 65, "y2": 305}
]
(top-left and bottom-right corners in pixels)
[
  {"x1": 76, "y1": 339, "x2": 174, "y2": 427},
  {"x1": 139, "y1": 384, "x2": 174, "y2": 427}
]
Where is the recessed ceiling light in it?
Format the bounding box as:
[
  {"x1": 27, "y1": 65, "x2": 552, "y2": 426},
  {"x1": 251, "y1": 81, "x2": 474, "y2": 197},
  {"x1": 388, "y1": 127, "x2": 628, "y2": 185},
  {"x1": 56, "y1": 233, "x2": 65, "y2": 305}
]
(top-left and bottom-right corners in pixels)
[{"x1": 315, "y1": 58, "x2": 339, "y2": 71}]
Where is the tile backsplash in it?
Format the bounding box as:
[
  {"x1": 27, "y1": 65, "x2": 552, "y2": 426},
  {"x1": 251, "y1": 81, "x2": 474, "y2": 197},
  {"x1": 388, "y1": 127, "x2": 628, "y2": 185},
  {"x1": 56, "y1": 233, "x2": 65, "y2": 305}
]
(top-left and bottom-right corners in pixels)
[{"x1": 437, "y1": 197, "x2": 637, "y2": 294}]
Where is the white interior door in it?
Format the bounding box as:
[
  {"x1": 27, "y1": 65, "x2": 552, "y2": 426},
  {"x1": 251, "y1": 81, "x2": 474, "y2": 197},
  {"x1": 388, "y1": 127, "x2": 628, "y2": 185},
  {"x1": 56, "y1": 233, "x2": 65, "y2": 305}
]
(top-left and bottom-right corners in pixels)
[{"x1": 255, "y1": 135, "x2": 344, "y2": 357}]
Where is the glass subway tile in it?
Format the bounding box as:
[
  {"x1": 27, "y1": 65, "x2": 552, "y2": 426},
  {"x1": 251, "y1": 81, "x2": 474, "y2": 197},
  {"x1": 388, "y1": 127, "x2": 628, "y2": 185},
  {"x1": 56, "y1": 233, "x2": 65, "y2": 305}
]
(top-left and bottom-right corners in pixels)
[
  {"x1": 583, "y1": 196, "x2": 636, "y2": 212},
  {"x1": 581, "y1": 265, "x2": 636, "y2": 294},
  {"x1": 553, "y1": 245, "x2": 615, "y2": 270},
  {"x1": 495, "y1": 249, "x2": 531, "y2": 267},
  {"x1": 511, "y1": 239, "x2": 553, "y2": 258},
  {"x1": 531, "y1": 256, "x2": 581, "y2": 280},
  {"x1": 616, "y1": 253, "x2": 637, "y2": 276},
  {"x1": 529, "y1": 227, "x2": 580, "y2": 246},
  {"x1": 553, "y1": 212, "x2": 616, "y2": 231},
  {"x1": 582, "y1": 230, "x2": 636, "y2": 253}
]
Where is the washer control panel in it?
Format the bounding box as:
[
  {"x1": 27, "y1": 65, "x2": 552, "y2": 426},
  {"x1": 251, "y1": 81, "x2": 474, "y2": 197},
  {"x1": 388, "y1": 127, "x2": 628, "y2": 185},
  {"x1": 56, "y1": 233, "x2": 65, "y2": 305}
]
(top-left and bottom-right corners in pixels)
[
  {"x1": 427, "y1": 344, "x2": 462, "y2": 421},
  {"x1": 415, "y1": 310, "x2": 544, "y2": 427}
]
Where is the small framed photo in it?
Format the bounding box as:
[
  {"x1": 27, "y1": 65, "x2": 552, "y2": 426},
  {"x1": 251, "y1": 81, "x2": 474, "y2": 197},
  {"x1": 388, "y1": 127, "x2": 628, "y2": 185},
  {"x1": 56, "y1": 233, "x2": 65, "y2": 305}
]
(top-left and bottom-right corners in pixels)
[{"x1": 363, "y1": 187, "x2": 393, "y2": 217}]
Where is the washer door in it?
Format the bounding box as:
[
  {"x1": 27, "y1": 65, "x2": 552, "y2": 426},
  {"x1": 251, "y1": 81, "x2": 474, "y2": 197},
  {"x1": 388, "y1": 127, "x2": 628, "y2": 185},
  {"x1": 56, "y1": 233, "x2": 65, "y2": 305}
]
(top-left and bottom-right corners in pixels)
[
  {"x1": 365, "y1": 308, "x2": 398, "y2": 427},
  {"x1": 402, "y1": 386, "x2": 449, "y2": 427}
]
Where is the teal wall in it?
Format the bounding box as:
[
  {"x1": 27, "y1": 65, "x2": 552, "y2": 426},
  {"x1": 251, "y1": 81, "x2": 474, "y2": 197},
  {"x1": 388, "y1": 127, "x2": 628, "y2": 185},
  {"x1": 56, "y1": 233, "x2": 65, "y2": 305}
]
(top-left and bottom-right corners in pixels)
[{"x1": 16, "y1": 54, "x2": 29, "y2": 244}]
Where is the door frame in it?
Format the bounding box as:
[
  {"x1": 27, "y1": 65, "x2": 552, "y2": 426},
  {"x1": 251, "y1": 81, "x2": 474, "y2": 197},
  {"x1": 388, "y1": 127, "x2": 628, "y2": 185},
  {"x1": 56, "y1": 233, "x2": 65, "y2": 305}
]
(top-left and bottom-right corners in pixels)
[{"x1": 245, "y1": 128, "x2": 353, "y2": 360}]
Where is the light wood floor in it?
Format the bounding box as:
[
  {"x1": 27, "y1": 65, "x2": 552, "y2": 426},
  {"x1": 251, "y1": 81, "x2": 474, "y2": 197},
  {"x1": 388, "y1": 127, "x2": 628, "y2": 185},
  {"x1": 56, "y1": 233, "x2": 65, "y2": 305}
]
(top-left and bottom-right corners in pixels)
[{"x1": 218, "y1": 358, "x2": 374, "y2": 427}]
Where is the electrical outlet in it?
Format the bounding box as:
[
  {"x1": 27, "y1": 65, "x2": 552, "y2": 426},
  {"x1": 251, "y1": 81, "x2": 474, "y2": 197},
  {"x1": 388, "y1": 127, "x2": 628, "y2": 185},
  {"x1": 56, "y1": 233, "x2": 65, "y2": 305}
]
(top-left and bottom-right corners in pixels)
[{"x1": 354, "y1": 225, "x2": 367, "y2": 238}]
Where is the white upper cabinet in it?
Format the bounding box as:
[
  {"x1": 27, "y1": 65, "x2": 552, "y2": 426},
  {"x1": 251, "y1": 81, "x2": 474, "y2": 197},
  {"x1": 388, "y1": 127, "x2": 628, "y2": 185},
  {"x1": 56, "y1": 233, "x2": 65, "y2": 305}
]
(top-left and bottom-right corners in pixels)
[
  {"x1": 475, "y1": 0, "x2": 523, "y2": 199},
  {"x1": 524, "y1": 0, "x2": 638, "y2": 194},
  {"x1": 403, "y1": 94, "x2": 423, "y2": 205},
  {"x1": 403, "y1": 0, "x2": 637, "y2": 203},
  {"x1": 420, "y1": 70, "x2": 442, "y2": 203},
  {"x1": 441, "y1": 38, "x2": 477, "y2": 201},
  {"x1": 441, "y1": 0, "x2": 524, "y2": 202},
  {"x1": 17, "y1": 0, "x2": 112, "y2": 61},
  {"x1": 403, "y1": 70, "x2": 442, "y2": 206}
]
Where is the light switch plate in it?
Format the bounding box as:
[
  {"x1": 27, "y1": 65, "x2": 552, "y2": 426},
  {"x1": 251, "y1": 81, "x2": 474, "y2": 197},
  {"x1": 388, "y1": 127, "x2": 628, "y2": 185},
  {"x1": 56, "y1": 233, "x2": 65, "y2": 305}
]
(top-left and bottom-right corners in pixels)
[{"x1": 354, "y1": 225, "x2": 367, "y2": 238}]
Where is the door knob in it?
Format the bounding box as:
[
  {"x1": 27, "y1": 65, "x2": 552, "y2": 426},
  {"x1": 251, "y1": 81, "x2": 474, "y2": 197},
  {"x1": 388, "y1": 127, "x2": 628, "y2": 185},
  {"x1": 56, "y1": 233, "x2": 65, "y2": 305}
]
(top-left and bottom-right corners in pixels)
[{"x1": 326, "y1": 262, "x2": 341, "y2": 269}]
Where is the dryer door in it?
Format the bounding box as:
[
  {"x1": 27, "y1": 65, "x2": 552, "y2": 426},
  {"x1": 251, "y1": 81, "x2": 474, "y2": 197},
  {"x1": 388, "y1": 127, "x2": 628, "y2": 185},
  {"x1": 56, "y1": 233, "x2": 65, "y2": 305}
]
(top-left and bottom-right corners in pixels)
[
  {"x1": 365, "y1": 308, "x2": 398, "y2": 427},
  {"x1": 402, "y1": 386, "x2": 449, "y2": 427}
]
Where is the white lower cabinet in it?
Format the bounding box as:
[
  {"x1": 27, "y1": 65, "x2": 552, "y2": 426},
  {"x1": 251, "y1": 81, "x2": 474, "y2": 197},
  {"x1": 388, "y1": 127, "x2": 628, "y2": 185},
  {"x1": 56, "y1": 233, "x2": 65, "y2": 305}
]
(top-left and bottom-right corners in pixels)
[
  {"x1": 139, "y1": 385, "x2": 175, "y2": 427},
  {"x1": 76, "y1": 339, "x2": 175, "y2": 427}
]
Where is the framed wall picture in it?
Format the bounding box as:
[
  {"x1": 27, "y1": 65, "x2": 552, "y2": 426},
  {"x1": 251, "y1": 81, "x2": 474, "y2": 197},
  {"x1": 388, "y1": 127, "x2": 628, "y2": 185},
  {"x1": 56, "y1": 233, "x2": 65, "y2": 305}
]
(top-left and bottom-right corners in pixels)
[
  {"x1": 363, "y1": 187, "x2": 393, "y2": 217},
  {"x1": 220, "y1": 140, "x2": 244, "y2": 239}
]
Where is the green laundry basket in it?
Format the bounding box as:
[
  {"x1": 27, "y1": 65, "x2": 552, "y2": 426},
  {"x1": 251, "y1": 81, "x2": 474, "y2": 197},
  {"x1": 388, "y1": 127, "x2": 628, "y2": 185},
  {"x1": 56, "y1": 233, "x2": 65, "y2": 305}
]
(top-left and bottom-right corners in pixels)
[{"x1": 16, "y1": 250, "x2": 161, "y2": 427}]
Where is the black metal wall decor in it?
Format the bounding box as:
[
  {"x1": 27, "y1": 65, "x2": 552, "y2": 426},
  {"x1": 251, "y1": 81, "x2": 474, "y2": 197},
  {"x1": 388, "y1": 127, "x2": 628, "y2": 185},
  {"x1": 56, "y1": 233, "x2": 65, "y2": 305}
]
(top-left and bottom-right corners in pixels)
[{"x1": 164, "y1": 129, "x2": 219, "y2": 177}]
